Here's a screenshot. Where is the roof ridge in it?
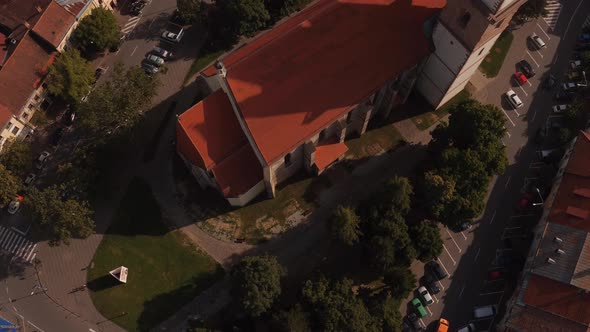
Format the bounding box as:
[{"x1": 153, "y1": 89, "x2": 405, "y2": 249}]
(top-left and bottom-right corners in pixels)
[{"x1": 0, "y1": 30, "x2": 30, "y2": 72}]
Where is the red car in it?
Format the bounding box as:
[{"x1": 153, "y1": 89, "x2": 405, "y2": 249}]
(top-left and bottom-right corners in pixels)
[
  {"x1": 515, "y1": 193, "x2": 534, "y2": 212},
  {"x1": 515, "y1": 72, "x2": 528, "y2": 85}
]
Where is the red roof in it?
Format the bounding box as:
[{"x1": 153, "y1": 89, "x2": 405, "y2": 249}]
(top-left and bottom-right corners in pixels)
[
  {"x1": 0, "y1": 31, "x2": 56, "y2": 122},
  {"x1": 314, "y1": 137, "x2": 348, "y2": 172},
  {"x1": 524, "y1": 274, "x2": 590, "y2": 326},
  {"x1": 549, "y1": 132, "x2": 590, "y2": 232},
  {"x1": 212, "y1": 144, "x2": 263, "y2": 197},
  {"x1": 0, "y1": 0, "x2": 51, "y2": 30},
  {"x1": 220, "y1": 0, "x2": 444, "y2": 163},
  {"x1": 32, "y1": 0, "x2": 76, "y2": 48}
]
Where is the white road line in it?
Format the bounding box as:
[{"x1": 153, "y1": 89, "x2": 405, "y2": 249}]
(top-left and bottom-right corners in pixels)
[
  {"x1": 536, "y1": 49, "x2": 544, "y2": 59},
  {"x1": 130, "y1": 45, "x2": 138, "y2": 56},
  {"x1": 537, "y1": 23, "x2": 551, "y2": 40},
  {"x1": 531, "y1": 109, "x2": 537, "y2": 121},
  {"x1": 443, "y1": 244, "x2": 457, "y2": 266},
  {"x1": 446, "y1": 228, "x2": 462, "y2": 253},
  {"x1": 564, "y1": 0, "x2": 586, "y2": 37},
  {"x1": 433, "y1": 294, "x2": 439, "y2": 303},
  {"x1": 517, "y1": 83, "x2": 528, "y2": 97},
  {"x1": 513, "y1": 107, "x2": 521, "y2": 117},
  {"x1": 458, "y1": 285, "x2": 466, "y2": 299},
  {"x1": 526, "y1": 50, "x2": 540, "y2": 67},
  {"x1": 437, "y1": 280, "x2": 445, "y2": 291},
  {"x1": 553, "y1": 54, "x2": 559, "y2": 65},
  {"x1": 505, "y1": 226, "x2": 522, "y2": 230},
  {"x1": 461, "y1": 231, "x2": 467, "y2": 240},
  {"x1": 502, "y1": 109, "x2": 516, "y2": 127},
  {"x1": 25, "y1": 244, "x2": 37, "y2": 261},
  {"x1": 427, "y1": 306, "x2": 433, "y2": 316},
  {"x1": 480, "y1": 291, "x2": 505, "y2": 296},
  {"x1": 437, "y1": 258, "x2": 451, "y2": 277},
  {"x1": 28, "y1": 320, "x2": 45, "y2": 332},
  {"x1": 526, "y1": 80, "x2": 532, "y2": 87},
  {"x1": 419, "y1": 318, "x2": 426, "y2": 328},
  {"x1": 490, "y1": 210, "x2": 497, "y2": 225},
  {"x1": 505, "y1": 175, "x2": 511, "y2": 188},
  {"x1": 474, "y1": 247, "x2": 481, "y2": 262}
]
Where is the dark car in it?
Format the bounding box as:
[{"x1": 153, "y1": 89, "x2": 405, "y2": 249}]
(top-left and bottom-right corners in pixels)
[
  {"x1": 424, "y1": 273, "x2": 441, "y2": 294},
  {"x1": 406, "y1": 313, "x2": 424, "y2": 331},
  {"x1": 142, "y1": 63, "x2": 159, "y2": 75},
  {"x1": 427, "y1": 261, "x2": 448, "y2": 280},
  {"x1": 542, "y1": 74, "x2": 556, "y2": 90},
  {"x1": 50, "y1": 127, "x2": 65, "y2": 146},
  {"x1": 518, "y1": 60, "x2": 535, "y2": 78}
]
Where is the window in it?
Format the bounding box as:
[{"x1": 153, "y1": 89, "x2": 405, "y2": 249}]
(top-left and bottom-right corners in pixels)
[
  {"x1": 478, "y1": 47, "x2": 485, "y2": 56},
  {"x1": 458, "y1": 11, "x2": 471, "y2": 28},
  {"x1": 346, "y1": 112, "x2": 353, "y2": 124},
  {"x1": 22, "y1": 113, "x2": 29, "y2": 120},
  {"x1": 11, "y1": 126, "x2": 19, "y2": 135},
  {"x1": 319, "y1": 129, "x2": 326, "y2": 141},
  {"x1": 6, "y1": 122, "x2": 12, "y2": 131},
  {"x1": 284, "y1": 153, "x2": 292, "y2": 166},
  {"x1": 34, "y1": 95, "x2": 40, "y2": 102}
]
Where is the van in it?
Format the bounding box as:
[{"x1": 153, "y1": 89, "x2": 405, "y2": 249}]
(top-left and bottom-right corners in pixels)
[
  {"x1": 473, "y1": 305, "x2": 497, "y2": 319},
  {"x1": 436, "y1": 318, "x2": 449, "y2": 332}
]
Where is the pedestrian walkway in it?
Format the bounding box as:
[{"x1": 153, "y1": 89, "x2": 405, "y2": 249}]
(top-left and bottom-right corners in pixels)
[
  {"x1": 121, "y1": 16, "x2": 142, "y2": 35},
  {"x1": 0, "y1": 226, "x2": 36, "y2": 263},
  {"x1": 0, "y1": 316, "x2": 17, "y2": 332},
  {"x1": 543, "y1": 0, "x2": 562, "y2": 30}
]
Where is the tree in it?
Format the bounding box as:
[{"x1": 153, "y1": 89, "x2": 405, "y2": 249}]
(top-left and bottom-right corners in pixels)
[
  {"x1": 421, "y1": 171, "x2": 456, "y2": 219},
  {"x1": 72, "y1": 7, "x2": 120, "y2": 55},
  {"x1": 78, "y1": 63, "x2": 160, "y2": 141},
  {"x1": 330, "y1": 205, "x2": 361, "y2": 246},
  {"x1": 0, "y1": 139, "x2": 33, "y2": 177},
  {"x1": 231, "y1": 255, "x2": 284, "y2": 317},
  {"x1": 368, "y1": 176, "x2": 413, "y2": 217},
  {"x1": 45, "y1": 49, "x2": 95, "y2": 104},
  {"x1": 226, "y1": 0, "x2": 270, "y2": 37},
  {"x1": 514, "y1": 0, "x2": 547, "y2": 22},
  {"x1": 0, "y1": 165, "x2": 19, "y2": 207},
  {"x1": 176, "y1": 0, "x2": 204, "y2": 24},
  {"x1": 301, "y1": 277, "x2": 380, "y2": 332},
  {"x1": 370, "y1": 294, "x2": 402, "y2": 332},
  {"x1": 363, "y1": 211, "x2": 416, "y2": 270},
  {"x1": 280, "y1": 0, "x2": 311, "y2": 17},
  {"x1": 27, "y1": 186, "x2": 94, "y2": 244},
  {"x1": 273, "y1": 304, "x2": 311, "y2": 332},
  {"x1": 382, "y1": 267, "x2": 416, "y2": 299},
  {"x1": 409, "y1": 220, "x2": 443, "y2": 262}
]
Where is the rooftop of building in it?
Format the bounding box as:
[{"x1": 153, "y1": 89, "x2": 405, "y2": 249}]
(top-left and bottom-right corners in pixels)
[
  {"x1": 504, "y1": 301, "x2": 590, "y2": 332},
  {"x1": 205, "y1": 0, "x2": 445, "y2": 164},
  {"x1": 55, "y1": 0, "x2": 90, "y2": 17},
  {"x1": 0, "y1": 0, "x2": 51, "y2": 31},
  {"x1": 32, "y1": 0, "x2": 75, "y2": 48}
]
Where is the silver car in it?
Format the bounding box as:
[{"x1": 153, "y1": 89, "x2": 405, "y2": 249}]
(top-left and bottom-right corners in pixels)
[
  {"x1": 152, "y1": 47, "x2": 169, "y2": 58},
  {"x1": 145, "y1": 54, "x2": 165, "y2": 66}
]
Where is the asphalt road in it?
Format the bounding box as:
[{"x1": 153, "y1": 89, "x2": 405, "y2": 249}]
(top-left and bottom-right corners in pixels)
[{"x1": 406, "y1": 0, "x2": 590, "y2": 330}]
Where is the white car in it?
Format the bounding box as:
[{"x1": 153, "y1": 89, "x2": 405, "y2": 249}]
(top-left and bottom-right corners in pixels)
[
  {"x1": 161, "y1": 30, "x2": 183, "y2": 43},
  {"x1": 145, "y1": 54, "x2": 165, "y2": 66},
  {"x1": 24, "y1": 173, "x2": 36, "y2": 187},
  {"x1": 552, "y1": 104, "x2": 568, "y2": 113},
  {"x1": 417, "y1": 286, "x2": 434, "y2": 305},
  {"x1": 35, "y1": 151, "x2": 51, "y2": 170},
  {"x1": 7, "y1": 199, "x2": 20, "y2": 214},
  {"x1": 530, "y1": 33, "x2": 546, "y2": 49},
  {"x1": 152, "y1": 47, "x2": 170, "y2": 59},
  {"x1": 505, "y1": 90, "x2": 523, "y2": 109}
]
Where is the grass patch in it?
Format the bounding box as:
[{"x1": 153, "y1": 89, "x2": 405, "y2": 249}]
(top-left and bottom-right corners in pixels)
[
  {"x1": 345, "y1": 124, "x2": 402, "y2": 159},
  {"x1": 479, "y1": 31, "x2": 514, "y2": 78},
  {"x1": 87, "y1": 178, "x2": 223, "y2": 332},
  {"x1": 411, "y1": 90, "x2": 471, "y2": 131},
  {"x1": 183, "y1": 50, "x2": 226, "y2": 85}
]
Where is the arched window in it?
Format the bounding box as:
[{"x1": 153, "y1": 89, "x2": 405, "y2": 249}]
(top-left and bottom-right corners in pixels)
[{"x1": 284, "y1": 153, "x2": 292, "y2": 166}]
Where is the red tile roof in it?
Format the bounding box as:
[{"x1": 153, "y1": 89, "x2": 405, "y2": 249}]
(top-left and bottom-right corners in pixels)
[
  {"x1": 504, "y1": 304, "x2": 590, "y2": 332},
  {"x1": 221, "y1": 0, "x2": 445, "y2": 164},
  {"x1": 0, "y1": 31, "x2": 55, "y2": 121},
  {"x1": 212, "y1": 144, "x2": 263, "y2": 197},
  {"x1": 0, "y1": 0, "x2": 51, "y2": 30},
  {"x1": 548, "y1": 132, "x2": 590, "y2": 232},
  {"x1": 32, "y1": 0, "x2": 75, "y2": 48},
  {"x1": 314, "y1": 137, "x2": 348, "y2": 172},
  {"x1": 523, "y1": 274, "x2": 590, "y2": 326}
]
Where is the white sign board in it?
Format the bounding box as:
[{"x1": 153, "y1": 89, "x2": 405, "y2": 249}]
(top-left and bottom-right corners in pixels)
[{"x1": 109, "y1": 266, "x2": 128, "y2": 283}]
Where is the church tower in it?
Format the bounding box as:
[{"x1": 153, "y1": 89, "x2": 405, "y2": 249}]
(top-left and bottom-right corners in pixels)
[{"x1": 416, "y1": 0, "x2": 526, "y2": 108}]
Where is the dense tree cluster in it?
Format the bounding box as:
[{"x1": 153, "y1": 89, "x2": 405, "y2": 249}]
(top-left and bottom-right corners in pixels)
[
  {"x1": 72, "y1": 7, "x2": 120, "y2": 56},
  {"x1": 514, "y1": 0, "x2": 547, "y2": 23},
  {"x1": 0, "y1": 164, "x2": 19, "y2": 207},
  {"x1": 46, "y1": 49, "x2": 95, "y2": 105},
  {"x1": 176, "y1": 0, "x2": 204, "y2": 24},
  {"x1": 329, "y1": 205, "x2": 361, "y2": 246}
]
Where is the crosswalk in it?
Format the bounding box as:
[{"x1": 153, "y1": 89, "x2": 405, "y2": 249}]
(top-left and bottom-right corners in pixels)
[
  {"x1": 543, "y1": 0, "x2": 562, "y2": 30},
  {"x1": 0, "y1": 226, "x2": 37, "y2": 263},
  {"x1": 122, "y1": 16, "x2": 141, "y2": 35}
]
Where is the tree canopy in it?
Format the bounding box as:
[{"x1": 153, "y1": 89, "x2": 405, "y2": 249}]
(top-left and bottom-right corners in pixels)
[
  {"x1": 231, "y1": 255, "x2": 284, "y2": 317},
  {"x1": 46, "y1": 49, "x2": 95, "y2": 104},
  {"x1": 0, "y1": 140, "x2": 33, "y2": 177},
  {"x1": 370, "y1": 294, "x2": 403, "y2": 332},
  {"x1": 330, "y1": 205, "x2": 361, "y2": 246},
  {"x1": 176, "y1": 0, "x2": 204, "y2": 24},
  {"x1": 382, "y1": 266, "x2": 416, "y2": 299},
  {"x1": 362, "y1": 176, "x2": 413, "y2": 218},
  {"x1": 301, "y1": 277, "x2": 380, "y2": 332},
  {"x1": 27, "y1": 186, "x2": 95, "y2": 244},
  {"x1": 78, "y1": 63, "x2": 159, "y2": 141},
  {"x1": 409, "y1": 220, "x2": 443, "y2": 262},
  {"x1": 226, "y1": 0, "x2": 270, "y2": 37},
  {"x1": 0, "y1": 164, "x2": 19, "y2": 207},
  {"x1": 515, "y1": 0, "x2": 547, "y2": 22},
  {"x1": 72, "y1": 7, "x2": 120, "y2": 55}
]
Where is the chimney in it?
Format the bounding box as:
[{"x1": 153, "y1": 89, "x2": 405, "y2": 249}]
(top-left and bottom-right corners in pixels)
[
  {"x1": 215, "y1": 60, "x2": 226, "y2": 78},
  {"x1": 556, "y1": 249, "x2": 566, "y2": 255},
  {"x1": 547, "y1": 258, "x2": 556, "y2": 264},
  {"x1": 554, "y1": 237, "x2": 563, "y2": 244},
  {"x1": 36, "y1": 5, "x2": 43, "y2": 13}
]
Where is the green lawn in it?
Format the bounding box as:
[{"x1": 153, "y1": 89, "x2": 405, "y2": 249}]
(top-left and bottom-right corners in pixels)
[
  {"x1": 183, "y1": 50, "x2": 226, "y2": 85},
  {"x1": 87, "y1": 178, "x2": 224, "y2": 332},
  {"x1": 479, "y1": 31, "x2": 514, "y2": 78},
  {"x1": 411, "y1": 90, "x2": 471, "y2": 131},
  {"x1": 345, "y1": 124, "x2": 403, "y2": 159}
]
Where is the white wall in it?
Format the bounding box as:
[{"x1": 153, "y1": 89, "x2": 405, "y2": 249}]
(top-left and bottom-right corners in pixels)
[{"x1": 227, "y1": 180, "x2": 265, "y2": 206}]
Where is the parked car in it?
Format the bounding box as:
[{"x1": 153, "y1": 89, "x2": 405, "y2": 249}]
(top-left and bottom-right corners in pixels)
[
  {"x1": 24, "y1": 173, "x2": 36, "y2": 187},
  {"x1": 514, "y1": 71, "x2": 527, "y2": 85},
  {"x1": 142, "y1": 63, "x2": 159, "y2": 75},
  {"x1": 35, "y1": 151, "x2": 51, "y2": 170},
  {"x1": 406, "y1": 313, "x2": 423, "y2": 331},
  {"x1": 130, "y1": 0, "x2": 146, "y2": 15},
  {"x1": 562, "y1": 82, "x2": 578, "y2": 91},
  {"x1": 518, "y1": 60, "x2": 536, "y2": 78},
  {"x1": 571, "y1": 60, "x2": 582, "y2": 69},
  {"x1": 152, "y1": 47, "x2": 170, "y2": 59},
  {"x1": 473, "y1": 305, "x2": 497, "y2": 319},
  {"x1": 428, "y1": 261, "x2": 448, "y2": 280},
  {"x1": 424, "y1": 273, "x2": 441, "y2": 294},
  {"x1": 530, "y1": 32, "x2": 546, "y2": 49},
  {"x1": 145, "y1": 54, "x2": 165, "y2": 66},
  {"x1": 552, "y1": 104, "x2": 568, "y2": 113},
  {"x1": 417, "y1": 286, "x2": 434, "y2": 305},
  {"x1": 457, "y1": 323, "x2": 476, "y2": 332},
  {"x1": 436, "y1": 318, "x2": 449, "y2": 332},
  {"x1": 515, "y1": 192, "x2": 534, "y2": 212},
  {"x1": 50, "y1": 127, "x2": 65, "y2": 146},
  {"x1": 460, "y1": 222, "x2": 473, "y2": 231},
  {"x1": 505, "y1": 89, "x2": 523, "y2": 108},
  {"x1": 488, "y1": 269, "x2": 505, "y2": 280},
  {"x1": 161, "y1": 30, "x2": 183, "y2": 43},
  {"x1": 411, "y1": 298, "x2": 427, "y2": 318},
  {"x1": 543, "y1": 74, "x2": 556, "y2": 90},
  {"x1": 7, "y1": 199, "x2": 20, "y2": 214}
]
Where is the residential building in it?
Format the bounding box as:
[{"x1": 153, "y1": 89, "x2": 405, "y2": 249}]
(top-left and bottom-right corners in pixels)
[
  {"x1": 500, "y1": 130, "x2": 590, "y2": 332},
  {"x1": 176, "y1": 0, "x2": 525, "y2": 207}
]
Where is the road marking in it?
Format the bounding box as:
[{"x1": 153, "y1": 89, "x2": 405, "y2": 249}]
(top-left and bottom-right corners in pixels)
[
  {"x1": 480, "y1": 291, "x2": 505, "y2": 296},
  {"x1": 461, "y1": 231, "x2": 467, "y2": 240},
  {"x1": 490, "y1": 210, "x2": 497, "y2": 225},
  {"x1": 526, "y1": 50, "x2": 540, "y2": 67},
  {"x1": 502, "y1": 109, "x2": 516, "y2": 127},
  {"x1": 130, "y1": 45, "x2": 138, "y2": 56},
  {"x1": 536, "y1": 49, "x2": 544, "y2": 59},
  {"x1": 553, "y1": 54, "x2": 559, "y2": 65},
  {"x1": 505, "y1": 226, "x2": 522, "y2": 230},
  {"x1": 437, "y1": 258, "x2": 451, "y2": 277},
  {"x1": 446, "y1": 228, "x2": 462, "y2": 253},
  {"x1": 427, "y1": 306, "x2": 433, "y2": 316},
  {"x1": 28, "y1": 320, "x2": 45, "y2": 332},
  {"x1": 443, "y1": 244, "x2": 457, "y2": 266},
  {"x1": 537, "y1": 23, "x2": 551, "y2": 40},
  {"x1": 438, "y1": 280, "x2": 445, "y2": 291},
  {"x1": 433, "y1": 294, "x2": 439, "y2": 303},
  {"x1": 458, "y1": 285, "x2": 466, "y2": 299},
  {"x1": 513, "y1": 107, "x2": 521, "y2": 117},
  {"x1": 517, "y1": 82, "x2": 528, "y2": 96},
  {"x1": 526, "y1": 80, "x2": 532, "y2": 87},
  {"x1": 564, "y1": 0, "x2": 586, "y2": 37},
  {"x1": 419, "y1": 318, "x2": 426, "y2": 328},
  {"x1": 505, "y1": 175, "x2": 511, "y2": 188},
  {"x1": 531, "y1": 109, "x2": 537, "y2": 121},
  {"x1": 474, "y1": 247, "x2": 481, "y2": 262}
]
